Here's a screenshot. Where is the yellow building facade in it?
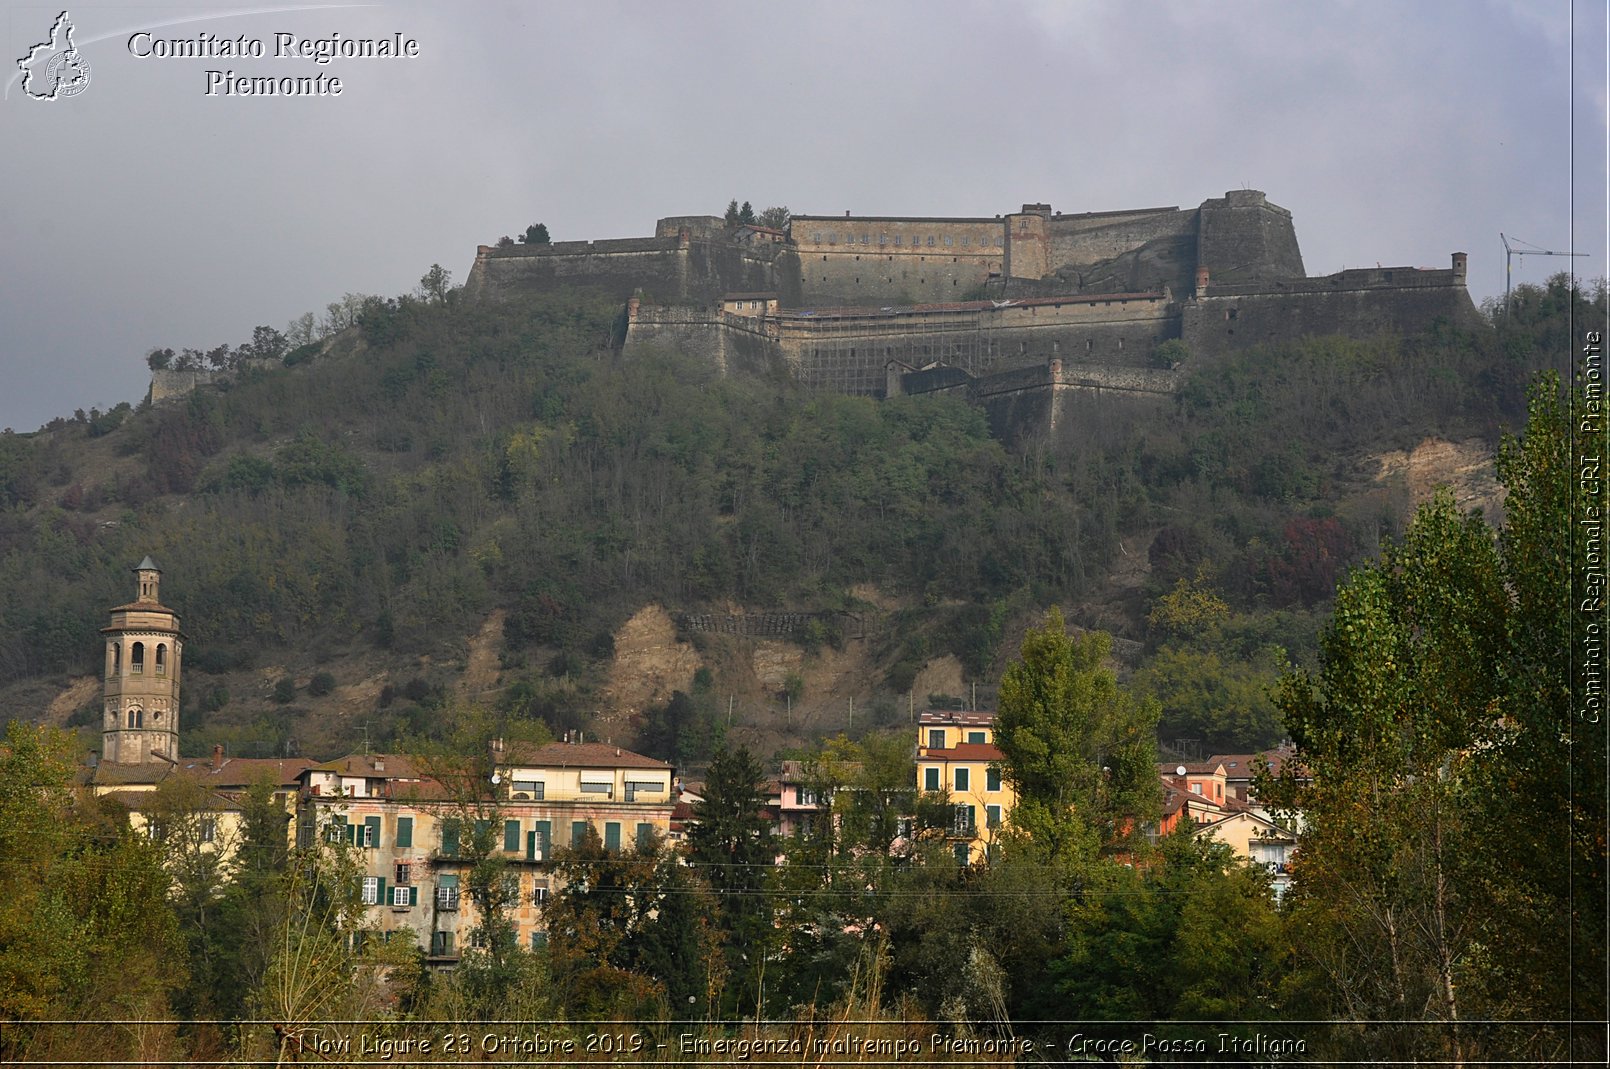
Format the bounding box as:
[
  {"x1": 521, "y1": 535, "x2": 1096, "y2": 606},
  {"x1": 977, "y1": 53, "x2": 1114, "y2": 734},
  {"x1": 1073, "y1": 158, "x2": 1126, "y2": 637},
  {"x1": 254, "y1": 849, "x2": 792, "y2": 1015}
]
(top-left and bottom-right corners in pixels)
[
  {"x1": 915, "y1": 710, "x2": 1015, "y2": 864},
  {"x1": 300, "y1": 741, "x2": 677, "y2": 962}
]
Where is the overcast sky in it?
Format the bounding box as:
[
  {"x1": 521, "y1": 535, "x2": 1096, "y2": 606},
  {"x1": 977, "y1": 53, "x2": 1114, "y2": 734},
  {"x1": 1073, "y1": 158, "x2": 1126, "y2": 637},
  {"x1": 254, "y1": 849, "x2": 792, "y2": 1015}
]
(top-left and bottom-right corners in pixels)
[{"x1": 2, "y1": 0, "x2": 1604, "y2": 433}]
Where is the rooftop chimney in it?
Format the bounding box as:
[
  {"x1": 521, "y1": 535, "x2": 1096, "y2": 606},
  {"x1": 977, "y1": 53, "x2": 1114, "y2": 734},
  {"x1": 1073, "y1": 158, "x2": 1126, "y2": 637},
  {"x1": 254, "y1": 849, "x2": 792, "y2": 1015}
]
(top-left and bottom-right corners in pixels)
[{"x1": 212, "y1": 743, "x2": 224, "y2": 770}]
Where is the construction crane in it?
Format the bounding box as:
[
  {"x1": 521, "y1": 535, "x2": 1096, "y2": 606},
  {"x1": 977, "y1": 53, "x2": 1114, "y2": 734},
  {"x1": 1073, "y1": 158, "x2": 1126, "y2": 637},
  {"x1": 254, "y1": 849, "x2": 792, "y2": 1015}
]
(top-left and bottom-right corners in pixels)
[{"x1": 1501, "y1": 233, "x2": 1589, "y2": 307}]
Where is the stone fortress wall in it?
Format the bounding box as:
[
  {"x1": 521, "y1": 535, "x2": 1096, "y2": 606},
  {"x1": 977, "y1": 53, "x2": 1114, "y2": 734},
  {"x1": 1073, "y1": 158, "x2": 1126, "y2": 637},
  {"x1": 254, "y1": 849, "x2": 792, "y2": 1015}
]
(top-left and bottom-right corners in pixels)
[{"x1": 155, "y1": 191, "x2": 1481, "y2": 429}]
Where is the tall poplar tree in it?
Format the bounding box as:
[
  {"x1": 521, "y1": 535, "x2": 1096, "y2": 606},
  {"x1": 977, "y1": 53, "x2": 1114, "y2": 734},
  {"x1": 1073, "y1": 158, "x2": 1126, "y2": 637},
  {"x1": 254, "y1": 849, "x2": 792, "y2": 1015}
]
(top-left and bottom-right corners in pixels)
[{"x1": 1270, "y1": 375, "x2": 1605, "y2": 1062}]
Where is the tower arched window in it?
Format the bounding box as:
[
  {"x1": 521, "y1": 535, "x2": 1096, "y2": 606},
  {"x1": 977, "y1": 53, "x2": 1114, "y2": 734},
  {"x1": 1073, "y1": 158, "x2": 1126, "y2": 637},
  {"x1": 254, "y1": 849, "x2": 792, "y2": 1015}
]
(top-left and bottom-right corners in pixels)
[
  {"x1": 127, "y1": 706, "x2": 143, "y2": 729},
  {"x1": 155, "y1": 644, "x2": 167, "y2": 675},
  {"x1": 110, "y1": 642, "x2": 121, "y2": 677},
  {"x1": 131, "y1": 642, "x2": 145, "y2": 674}
]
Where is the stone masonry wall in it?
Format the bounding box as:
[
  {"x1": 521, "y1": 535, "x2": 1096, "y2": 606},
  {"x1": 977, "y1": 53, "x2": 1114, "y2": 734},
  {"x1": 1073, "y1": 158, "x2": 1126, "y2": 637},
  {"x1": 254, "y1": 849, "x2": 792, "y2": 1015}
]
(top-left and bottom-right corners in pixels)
[
  {"x1": 1195, "y1": 190, "x2": 1306, "y2": 285},
  {"x1": 1181, "y1": 263, "x2": 1481, "y2": 356}
]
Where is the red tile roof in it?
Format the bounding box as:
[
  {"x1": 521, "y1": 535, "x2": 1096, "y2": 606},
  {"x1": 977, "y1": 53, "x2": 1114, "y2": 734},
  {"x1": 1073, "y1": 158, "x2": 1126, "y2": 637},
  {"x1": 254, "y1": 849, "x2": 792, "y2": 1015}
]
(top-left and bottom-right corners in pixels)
[
  {"x1": 920, "y1": 742, "x2": 1004, "y2": 762},
  {"x1": 500, "y1": 741, "x2": 672, "y2": 771}
]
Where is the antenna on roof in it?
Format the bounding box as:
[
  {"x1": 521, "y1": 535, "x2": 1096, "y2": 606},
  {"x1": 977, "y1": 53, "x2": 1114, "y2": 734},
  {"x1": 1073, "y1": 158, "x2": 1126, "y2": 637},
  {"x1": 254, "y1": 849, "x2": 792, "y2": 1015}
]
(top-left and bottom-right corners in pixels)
[{"x1": 360, "y1": 722, "x2": 370, "y2": 755}]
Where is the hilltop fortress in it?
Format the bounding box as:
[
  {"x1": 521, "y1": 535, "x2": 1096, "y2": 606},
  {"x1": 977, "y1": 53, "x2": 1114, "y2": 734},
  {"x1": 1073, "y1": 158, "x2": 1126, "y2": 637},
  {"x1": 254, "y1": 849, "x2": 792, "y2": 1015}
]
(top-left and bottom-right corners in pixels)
[{"x1": 463, "y1": 190, "x2": 1481, "y2": 437}]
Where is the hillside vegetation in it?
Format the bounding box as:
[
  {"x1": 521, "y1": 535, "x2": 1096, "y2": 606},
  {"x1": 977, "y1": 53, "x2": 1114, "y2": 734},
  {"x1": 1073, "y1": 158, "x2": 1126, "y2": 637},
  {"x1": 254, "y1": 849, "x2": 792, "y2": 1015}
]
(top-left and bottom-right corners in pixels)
[{"x1": 0, "y1": 273, "x2": 1595, "y2": 763}]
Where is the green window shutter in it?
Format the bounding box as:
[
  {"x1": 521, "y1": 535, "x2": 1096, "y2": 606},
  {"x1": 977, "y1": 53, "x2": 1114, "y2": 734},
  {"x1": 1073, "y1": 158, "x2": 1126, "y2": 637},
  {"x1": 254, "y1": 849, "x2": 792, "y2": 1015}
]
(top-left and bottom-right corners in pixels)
[
  {"x1": 408, "y1": 886, "x2": 418, "y2": 906},
  {"x1": 503, "y1": 819, "x2": 520, "y2": 853},
  {"x1": 396, "y1": 816, "x2": 413, "y2": 848},
  {"x1": 365, "y1": 816, "x2": 381, "y2": 848},
  {"x1": 441, "y1": 821, "x2": 459, "y2": 857},
  {"x1": 525, "y1": 830, "x2": 537, "y2": 861},
  {"x1": 377, "y1": 875, "x2": 387, "y2": 905},
  {"x1": 571, "y1": 821, "x2": 587, "y2": 847},
  {"x1": 439, "y1": 873, "x2": 459, "y2": 889},
  {"x1": 604, "y1": 822, "x2": 621, "y2": 853},
  {"x1": 986, "y1": 768, "x2": 1001, "y2": 792},
  {"x1": 536, "y1": 821, "x2": 551, "y2": 857},
  {"x1": 636, "y1": 822, "x2": 653, "y2": 848},
  {"x1": 474, "y1": 819, "x2": 491, "y2": 848},
  {"x1": 924, "y1": 767, "x2": 939, "y2": 791},
  {"x1": 343, "y1": 821, "x2": 355, "y2": 844}
]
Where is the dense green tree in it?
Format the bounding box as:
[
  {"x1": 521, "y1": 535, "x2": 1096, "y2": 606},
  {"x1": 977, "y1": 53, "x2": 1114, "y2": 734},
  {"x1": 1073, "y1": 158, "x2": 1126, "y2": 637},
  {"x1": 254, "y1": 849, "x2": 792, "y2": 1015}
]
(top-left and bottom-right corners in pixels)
[
  {"x1": 418, "y1": 263, "x2": 452, "y2": 303},
  {"x1": 1133, "y1": 644, "x2": 1286, "y2": 752},
  {"x1": 0, "y1": 724, "x2": 185, "y2": 1060},
  {"x1": 756, "y1": 205, "x2": 790, "y2": 230},
  {"x1": 686, "y1": 745, "x2": 775, "y2": 1014},
  {"x1": 519, "y1": 223, "x2": 550, "y2": 245},
  {"x1": 994, "y1": 607, "x2": 1160, "y2": 864},
  {"x1": 1054, "y1": 832, "x2": 1284, "y2": 1026}
]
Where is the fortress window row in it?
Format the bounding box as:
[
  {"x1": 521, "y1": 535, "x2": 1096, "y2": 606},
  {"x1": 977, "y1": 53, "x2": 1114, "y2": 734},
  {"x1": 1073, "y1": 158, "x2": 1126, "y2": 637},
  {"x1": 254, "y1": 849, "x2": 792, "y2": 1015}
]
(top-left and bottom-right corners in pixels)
[{"x1": 809, "y1": 231, "x2": 1004, "y2": 248}]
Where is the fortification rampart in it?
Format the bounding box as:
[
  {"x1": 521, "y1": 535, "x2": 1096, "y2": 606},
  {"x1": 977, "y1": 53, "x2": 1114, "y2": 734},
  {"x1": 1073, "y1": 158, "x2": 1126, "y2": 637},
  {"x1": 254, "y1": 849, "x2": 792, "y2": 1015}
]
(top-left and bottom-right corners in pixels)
[
  {"x1": 149, "y1": 368, "x2": 226, "y2": 404},
  {"x1": 1180, "y1": 256, "x2": 1481, "y2": 353},
  {"x1": 464, "y1": 235, "x2": 782, "y2": 304},
  {"x1": 486, "y1": 192, "x2": 1479, "y2": 440},
  {"x1": 148, "y1": 355, "x2": 287, "y2": 405},
  {"x1": 1196, "y1": 190, "x2": 1305, "y2": 284}
]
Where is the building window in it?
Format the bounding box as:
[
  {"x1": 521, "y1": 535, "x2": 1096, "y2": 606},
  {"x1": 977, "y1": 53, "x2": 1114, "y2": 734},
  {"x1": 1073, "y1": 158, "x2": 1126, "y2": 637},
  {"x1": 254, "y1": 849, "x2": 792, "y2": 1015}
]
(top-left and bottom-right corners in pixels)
[
  {"x1": 927, "y1": 729, "x2": 945, "y2": 749},
  {"x1": 361, "y1": 876, "x2": 380, "y2": 905},
  {"x1": 1190, "y1": 783, "x2": 1202, "y2": 795},
  {"x1": 798, "y1": 788, "x2": 820, "y2": 807},
  {"x1": 436, "y1": 876, "x2": 460, "y2": 910},
  {"x1": 924, "y1": 767, "x2": 940, "y2": 791},
  {"x1": 954, "y1": 768, "x2": 970, "y2": 792},
  {"x1": 199, "y1": 818, "x2": 217, "y2": 843},
  {"x1": 966, "y1": 731, "x2": 986, "y2": 744},
  {"x1": 637, "y1": 822, "x2": 654, "y2": 848},
  {"x1": 532, "y1": 880, "x2": 551, "y2": 906},
  {"x1": 879, "y1": 234, "x2": 887, "y2": 246},
  {"x1": 155, "y1": 644, "x2": 166, "y2": 675},
  {"x1": 533, "y1": 821, "x2": 551, "y2": 859},
  {"x1": 894, "y1": 235, "x2": 901, "y2": 246},
  {"x1": 530, "y1": 930, "x2": 548, "y2": 949},
  {"x1": 604, "y1": 822, "x2": 622, "y2": 853},
  {"x1": 439, "y1": 821, "x2": 460, "y2": 857},
  {"x1": 396, "y1": 816, "x2": 413, "y2": 848},
  {"x1": 571, "y1": 820, "x2": 589, "y2": 847},
  {"x1": 395, "y1": 862, "x2": 411, "y2": 885},
  {"x1": 954, "y1": 843, "x2": 970, "y2": 865},
  {"x1": 511, "y1": 779, "x2": 543, "y2": 800},
  {"x1": 987, "y1": 768, "x2": 1001, "y2": 792},
  {"x1": 926, "y1": 236, "x2": 935, "y2": 246},
  {"x1": 953, "y1": 805, "x2": 975, "y2": 836},
  {"x1": 503, "y1": 819, "x2": 521, "y2": 852},
  {"x1": 130, "y1": 642, "x2": 144, "y2": 674},
  {"x1": 431, "y1": 931, "x2": 454, "y2": 956},
  {"x1": 361, "y1": 816, "x2": 380, "y2": 847},
  {"x1": 391, "y1": 885, "x2": 414, "y2": 907},
  {"x1": 987, "y1": 804, "x2": 1002, "y2": 828}
]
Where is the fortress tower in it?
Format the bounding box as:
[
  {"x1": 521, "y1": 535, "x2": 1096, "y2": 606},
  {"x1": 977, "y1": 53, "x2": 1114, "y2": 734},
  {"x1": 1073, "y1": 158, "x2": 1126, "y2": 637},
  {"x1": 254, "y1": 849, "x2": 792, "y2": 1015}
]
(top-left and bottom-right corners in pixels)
[{"x1": 101, "y1": 557, "x2": 182, "y2": 764}]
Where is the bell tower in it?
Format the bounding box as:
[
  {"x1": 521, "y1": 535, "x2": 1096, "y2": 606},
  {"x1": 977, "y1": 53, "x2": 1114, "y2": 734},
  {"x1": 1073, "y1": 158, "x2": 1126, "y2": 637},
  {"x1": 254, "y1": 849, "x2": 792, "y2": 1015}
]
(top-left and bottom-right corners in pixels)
[{"x1": 102, "y1": 556, "x2": 183, "y2": 764}]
